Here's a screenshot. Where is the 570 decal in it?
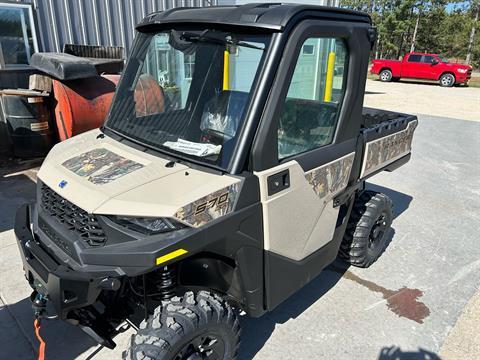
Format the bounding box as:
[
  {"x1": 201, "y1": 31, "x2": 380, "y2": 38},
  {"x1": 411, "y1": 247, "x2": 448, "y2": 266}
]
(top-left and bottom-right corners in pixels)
[{"x1": 194, "y1": 193, "x2": 229, "y2": 215}]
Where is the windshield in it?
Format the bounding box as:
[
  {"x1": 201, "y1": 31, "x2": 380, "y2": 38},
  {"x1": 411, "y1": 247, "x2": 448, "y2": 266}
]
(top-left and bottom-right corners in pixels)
[{"x1": 105, "y1": 30, "x2": 270, "y2": 170}]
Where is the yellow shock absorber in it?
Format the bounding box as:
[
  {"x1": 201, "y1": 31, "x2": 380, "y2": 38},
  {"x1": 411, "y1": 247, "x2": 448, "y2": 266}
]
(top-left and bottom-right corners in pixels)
[
  {"x1": 223, "y1": 49, "x2": 230, "y2": 91},
  {"x1": 324, "y1": 51, "x2": 336, "y2": 102}
]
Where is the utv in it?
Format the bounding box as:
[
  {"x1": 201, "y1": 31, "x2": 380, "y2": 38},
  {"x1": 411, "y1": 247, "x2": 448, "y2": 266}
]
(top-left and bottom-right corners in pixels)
[{"x1": 15, "y1": 4, "x2": 418, "y2": 359}]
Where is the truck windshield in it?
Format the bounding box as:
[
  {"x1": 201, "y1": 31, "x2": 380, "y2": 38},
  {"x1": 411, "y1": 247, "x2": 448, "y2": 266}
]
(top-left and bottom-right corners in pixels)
[{"x1": 105, "y1": 30, "x2": 270, "y2": 170}]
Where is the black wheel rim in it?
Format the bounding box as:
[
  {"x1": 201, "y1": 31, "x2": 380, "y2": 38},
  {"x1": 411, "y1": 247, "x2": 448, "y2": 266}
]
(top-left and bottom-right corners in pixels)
[
  {"x1": 175, "y1": 333, "x2": 225, "y2": 360},
  {"x1": 368, "y1": 213, "x2": 387, "y2": 250}
]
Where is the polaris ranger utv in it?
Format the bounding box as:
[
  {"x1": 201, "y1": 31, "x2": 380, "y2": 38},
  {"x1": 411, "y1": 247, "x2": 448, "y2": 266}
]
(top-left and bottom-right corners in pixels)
[{"x1": 15, "y1": 4, "x2": 418, "y2": 359}]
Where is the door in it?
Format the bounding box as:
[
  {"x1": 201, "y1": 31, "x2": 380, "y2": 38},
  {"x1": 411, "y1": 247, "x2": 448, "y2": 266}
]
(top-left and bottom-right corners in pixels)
[
  {"x1": 255, "y1": 36, "x2": 352, "y2": 261},
  {"x1": 402, "y1": 53, "x2": 423, "y2": 78},
  {"x1": 418, "y1": 55, "x2": 439, "y2": 79},
  {"x1": 250, "y1": 20, "x2": 370, "y2": 309}
]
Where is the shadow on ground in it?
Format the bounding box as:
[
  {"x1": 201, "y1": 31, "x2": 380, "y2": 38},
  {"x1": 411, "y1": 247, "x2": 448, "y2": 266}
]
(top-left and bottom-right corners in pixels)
[
  {"x1": 5, "y1": 298, "x2": 98, "y2": 360},
  {"x1": 370, "y1": 77, "x2": 469, "y2": 88},
  {"x1": 0, "y1": 173, "x2": 36, "y2": 232},
  {"x1": 378, "y1": 346, "x2": 441, "y2": 359},
  {"x1": 238, "y1": 259, "x2": 350, "y2": 359},
  {"x1": 367, "y1": 183, "x2": 413, "y2": 219},
  {"x1": 365, "y1": 90, "x2": 386, "y2": 95}
]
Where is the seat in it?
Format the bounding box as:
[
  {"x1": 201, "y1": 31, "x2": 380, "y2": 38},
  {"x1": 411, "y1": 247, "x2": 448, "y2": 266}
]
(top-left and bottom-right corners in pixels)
[{"x1": 200, "y1": 90, "x2": 249, "y2": 143}]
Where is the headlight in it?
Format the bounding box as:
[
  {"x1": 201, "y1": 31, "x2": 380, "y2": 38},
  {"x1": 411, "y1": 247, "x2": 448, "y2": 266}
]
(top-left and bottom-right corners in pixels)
[
  {"x1": 108, "y1": 216, "x2": 187, "y2": 235},
  {"x1": 457, "y1": 68, "x2": 468, "y2": 74}
]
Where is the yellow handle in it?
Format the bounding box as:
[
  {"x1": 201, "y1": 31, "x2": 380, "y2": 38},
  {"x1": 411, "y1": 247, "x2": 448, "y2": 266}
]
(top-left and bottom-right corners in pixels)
[
  {"x1": 223, "y1": 50, "x2": 230, "y2": 91},
  {"x1": 324, "y1": 51, "x2": 335, "y2": 102}
]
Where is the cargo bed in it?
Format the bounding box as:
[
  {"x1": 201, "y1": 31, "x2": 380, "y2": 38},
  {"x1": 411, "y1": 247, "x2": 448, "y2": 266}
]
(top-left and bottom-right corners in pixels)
[{"x1": 359, "y1": 107, "x2": 418, "y2": 179}]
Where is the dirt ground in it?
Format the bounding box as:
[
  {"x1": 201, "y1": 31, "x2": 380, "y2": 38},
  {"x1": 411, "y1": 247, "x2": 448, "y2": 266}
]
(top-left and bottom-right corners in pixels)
[{"x1": 364, "y1": 79, "x2": 480, "y2": 121}]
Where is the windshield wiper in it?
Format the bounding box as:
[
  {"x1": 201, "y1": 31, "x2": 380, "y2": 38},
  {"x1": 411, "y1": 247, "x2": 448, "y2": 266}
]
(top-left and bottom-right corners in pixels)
[{"x1": 180, "y1": 31, "x2": 264, "y2": 51}]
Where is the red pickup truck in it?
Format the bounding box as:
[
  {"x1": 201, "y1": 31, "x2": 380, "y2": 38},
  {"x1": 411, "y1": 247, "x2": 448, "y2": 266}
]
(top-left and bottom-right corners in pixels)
[{"x1": 370, "y1": 52, "x2": 472, "y2": 87}]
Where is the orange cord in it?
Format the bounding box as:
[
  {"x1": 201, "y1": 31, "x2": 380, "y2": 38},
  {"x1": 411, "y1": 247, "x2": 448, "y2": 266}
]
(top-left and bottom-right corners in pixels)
[{"x1": 33, "y1": 319, "x2": 46, "y2": 360}]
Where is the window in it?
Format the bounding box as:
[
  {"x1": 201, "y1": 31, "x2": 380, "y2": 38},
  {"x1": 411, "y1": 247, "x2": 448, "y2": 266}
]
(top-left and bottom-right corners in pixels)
[
  {"x1": 228, "y1": 43, "x2": 265, "y2": 92},
  {"x1": 0, "y1": 3, "x2": 38, "y2": 69},
  {"x1": 302, "y1": 44, "x2": 315, "y2": 55},
  {"x1": 407, "y1": 54, "x2": 422, "y2": 62},
  {"x1": 277, "y1": 37, "x2": 348, "y2": 160},
  {"x1": 139, "y1": 33, "x2": 194, "y2": 112},
  {"x1": 107, "y1": 30, "x2": 270, "y2": 170},
  {"x1": 423, "y1": 55, "x2": 434, "y2": 64},
  {"x1": 184, "y1": 54, "x2": 195, "y2": 79}
]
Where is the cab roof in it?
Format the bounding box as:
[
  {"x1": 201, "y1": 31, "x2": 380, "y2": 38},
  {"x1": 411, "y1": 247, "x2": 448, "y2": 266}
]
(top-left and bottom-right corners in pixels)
[{"x1": 137, "y1": 3, "x2": 371, "y2": 32}]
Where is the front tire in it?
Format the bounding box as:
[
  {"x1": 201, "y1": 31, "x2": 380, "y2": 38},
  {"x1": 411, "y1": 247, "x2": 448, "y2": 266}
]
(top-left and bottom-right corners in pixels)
[
  {"x1": 124, "y1": 291, "x2": 240, "y2": 360},
  {"x1": 339, "y1": 191, "x2": 393, "y2": 268},
  {"x1": 439, "y1": 73, "x2": 455, "y2": 87},
  {"x1": 379, "y1": 69, "x2": 393, "y2": 82}
]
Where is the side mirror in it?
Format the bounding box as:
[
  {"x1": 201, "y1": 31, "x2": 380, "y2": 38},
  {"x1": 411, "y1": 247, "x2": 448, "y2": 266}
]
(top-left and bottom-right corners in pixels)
[{"x1": 431, "y1": 59, "x2": 439, "y2": 65}]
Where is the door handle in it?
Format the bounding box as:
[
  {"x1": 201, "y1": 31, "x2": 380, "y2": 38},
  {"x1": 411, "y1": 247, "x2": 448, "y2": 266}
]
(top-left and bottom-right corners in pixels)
[{"x1": 267, "y1": 169, "x2": 290, "y2": 196}]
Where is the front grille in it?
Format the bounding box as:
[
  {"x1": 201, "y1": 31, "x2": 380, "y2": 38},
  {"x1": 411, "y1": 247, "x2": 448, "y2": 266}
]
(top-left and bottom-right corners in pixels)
[{"x1": 40, "y1": 184, "x2": 107, "y2": 247}]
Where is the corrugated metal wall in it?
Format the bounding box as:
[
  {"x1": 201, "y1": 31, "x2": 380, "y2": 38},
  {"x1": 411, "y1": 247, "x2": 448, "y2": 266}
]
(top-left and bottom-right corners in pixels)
[{"x1": 16, "y1": 0, "x2": 217, "y2": 54}]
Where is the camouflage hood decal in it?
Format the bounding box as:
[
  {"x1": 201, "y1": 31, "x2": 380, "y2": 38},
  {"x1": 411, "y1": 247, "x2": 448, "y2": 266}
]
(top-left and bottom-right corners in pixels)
[{"x1": 62, "y1": 148, "x2": 144, "y2": 185}]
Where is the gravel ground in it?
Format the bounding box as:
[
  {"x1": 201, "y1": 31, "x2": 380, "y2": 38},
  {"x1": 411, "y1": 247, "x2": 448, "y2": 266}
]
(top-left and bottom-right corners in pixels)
[
  {"x1": 364, "y1": 79, "x2": 480, "y2": 122},
  {"x1": 440, "y1": 289, "x2": 480, "y2": 359}
]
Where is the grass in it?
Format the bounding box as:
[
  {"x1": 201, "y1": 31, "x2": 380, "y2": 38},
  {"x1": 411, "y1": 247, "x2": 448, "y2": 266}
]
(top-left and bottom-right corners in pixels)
[{"x1": 468, "y1": 76, "x2": 480, "y2": 88}]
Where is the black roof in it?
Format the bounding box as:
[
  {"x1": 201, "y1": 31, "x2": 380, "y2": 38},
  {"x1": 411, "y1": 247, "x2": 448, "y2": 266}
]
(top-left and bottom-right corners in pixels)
[{"x1": 137, "y1": 3, "x2": 371, "y2": 32}]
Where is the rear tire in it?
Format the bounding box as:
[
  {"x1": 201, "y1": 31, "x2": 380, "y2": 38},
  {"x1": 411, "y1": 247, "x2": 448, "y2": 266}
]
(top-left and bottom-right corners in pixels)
[
  {"x1": 379, "y1": 69, "x2": 393, "y2": 82},
  {"x1": 124, "y1": 291, "x2": 240, "y2": 360},
  {"x1": 339, "y1": 191, "x2": 393, "y2": 268},
  {"x1": 439, "y1": 73, "x2": 455, "y2": 87}
]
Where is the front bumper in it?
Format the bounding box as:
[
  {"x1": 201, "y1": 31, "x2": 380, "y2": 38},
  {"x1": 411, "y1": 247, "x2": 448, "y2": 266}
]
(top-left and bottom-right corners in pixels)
[
  {"x1": 15, "y1": 204, "x2": 117, "y2": 320},
  {"x1": 456, "y1": 72, "x2": 471, "y2": 83}
]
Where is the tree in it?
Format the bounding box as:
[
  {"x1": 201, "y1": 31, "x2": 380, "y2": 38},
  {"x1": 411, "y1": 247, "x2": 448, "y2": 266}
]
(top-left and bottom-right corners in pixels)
[
  {"x1": 340, "y1": 0, "x2": 479, "y2": 68},
  {"x1": 466, "y1": 1, "x2": 479, "y2": 64}
]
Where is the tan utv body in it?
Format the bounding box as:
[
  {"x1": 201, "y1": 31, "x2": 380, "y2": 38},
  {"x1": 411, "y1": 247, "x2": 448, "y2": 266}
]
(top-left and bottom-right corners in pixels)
[{"x1": 15, "y1": 4, "x2": 418, "y2": 359}]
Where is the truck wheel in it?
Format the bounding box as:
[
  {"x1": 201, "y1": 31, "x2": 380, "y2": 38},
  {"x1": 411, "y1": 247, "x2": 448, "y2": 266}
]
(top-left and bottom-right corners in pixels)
[
  {"x1": 339, "y1": 191, "x2": 393, "y2": 268},
  {"x1": 379, "y1": 69, "x2": 392, "y2": 82},
  {"x1": 124, "y1": 291, "x2": 240, "y2": 360},
  {"x1": 439, "y1": 73, "x2": 455, "y2": 87}
]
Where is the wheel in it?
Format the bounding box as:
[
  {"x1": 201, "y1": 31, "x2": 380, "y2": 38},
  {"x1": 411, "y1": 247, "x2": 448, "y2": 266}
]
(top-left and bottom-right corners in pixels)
[
  {"x1": 439, "y1": 73, "x2": 455, "y2": 87},
  {"x1": 124, "y1": 291, "x2": 240, "y2": 360},
  {"x1": 379, "y1": 69, "x2": 393, "y2": 82},
  {"x1": 339, "y1": 190, "x2": 393, "y2": 268}
]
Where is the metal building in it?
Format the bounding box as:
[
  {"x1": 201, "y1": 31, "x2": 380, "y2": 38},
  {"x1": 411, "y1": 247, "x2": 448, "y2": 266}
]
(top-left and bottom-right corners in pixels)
[{"x1": 17, "y1": 0, "x2": 218, "y2": 54}]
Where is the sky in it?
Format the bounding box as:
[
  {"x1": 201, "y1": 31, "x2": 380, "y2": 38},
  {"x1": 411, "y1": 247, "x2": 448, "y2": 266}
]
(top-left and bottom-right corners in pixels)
[{"x1": 446, "y1": 1, "x2": 470, "y2": 13}]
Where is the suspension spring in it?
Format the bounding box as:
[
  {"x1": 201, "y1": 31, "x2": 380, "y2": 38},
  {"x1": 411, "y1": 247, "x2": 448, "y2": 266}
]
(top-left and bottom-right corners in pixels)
[{"x1": 156, "y1": 266, "x2": 177, "y2": 300}]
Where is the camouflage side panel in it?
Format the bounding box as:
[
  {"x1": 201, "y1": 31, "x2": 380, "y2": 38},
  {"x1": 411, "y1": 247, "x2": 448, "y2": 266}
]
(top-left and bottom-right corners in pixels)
[
  {"x1": 173, "y1": 182, "x2": 241, "y2": 227},
  {"x1": 305, "y1": 153, "x2": 355, "y2": 201},
  {"x1": 361, "y1": 120, "x2": 418, "y2": 178}
]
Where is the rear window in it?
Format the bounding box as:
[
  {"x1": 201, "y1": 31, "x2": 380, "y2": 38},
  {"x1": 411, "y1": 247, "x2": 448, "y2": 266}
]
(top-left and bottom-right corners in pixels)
[{"x1": 407, "y1": 54, "x2": 422, "y2": 62}]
